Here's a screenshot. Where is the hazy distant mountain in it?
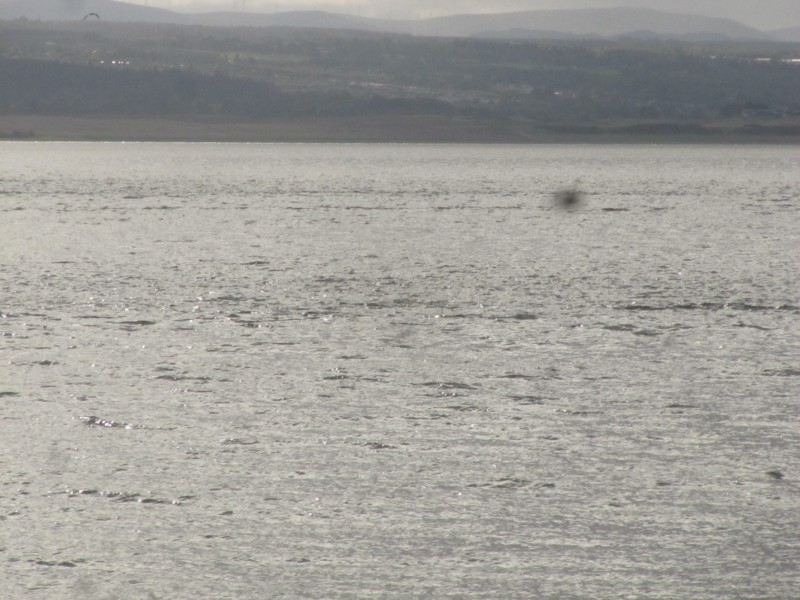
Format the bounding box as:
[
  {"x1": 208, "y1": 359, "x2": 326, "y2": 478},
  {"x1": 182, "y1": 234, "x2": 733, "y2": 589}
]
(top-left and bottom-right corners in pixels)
[
  {"x1": 0, "y1": 1, "x2": 778, "y2": 42},
  {"x1": 478, "y1": 28, "x2": 750, "y2": 43},
  {"x1": 0, "y1": 0, "x2": 189, "y2": 23},
  {"x1": 770, "y1": 27, "x2": 800, "y2": 42},
  {"x1": 476, "y1": 29, "x2": 585, "y2": 41},
  {"x1": 0, "y1": 1, "x2": 370, "y2": 29},
  {"x1": 215, "y1": 6, "x2": 772, "y2": 42},
  {"x1": 190, "y1": 10, "x2": 379, "y2": 32},
  {"x1": 388, "y1": 7, "x2": 770, "y2": 40}
]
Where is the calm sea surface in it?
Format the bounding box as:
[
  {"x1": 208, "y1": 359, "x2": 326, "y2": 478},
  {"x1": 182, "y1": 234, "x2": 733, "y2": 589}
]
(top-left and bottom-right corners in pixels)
[{"x1": 1, "y1": 142, "x2": 798, "y2": 599}]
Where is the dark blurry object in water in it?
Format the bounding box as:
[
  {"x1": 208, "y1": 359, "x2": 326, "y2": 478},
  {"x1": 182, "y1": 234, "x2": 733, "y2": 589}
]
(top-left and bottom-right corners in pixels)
[
  {"x1": 78, "y1": 415, "x2": 141, "y2": 429},
  {"x1": 554, "y1": 186, "x2": 584, "y2": 208}
]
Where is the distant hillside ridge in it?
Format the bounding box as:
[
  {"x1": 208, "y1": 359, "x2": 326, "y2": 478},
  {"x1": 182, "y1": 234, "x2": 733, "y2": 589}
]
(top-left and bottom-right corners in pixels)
[
  {"x1": 0, "y1": 0, "x2": 190, "y2": 23},
  {"x1": 190, "y1": 10, "x2": 379, "y2": 31},
  {"x1": 0, "y1": 0, "x2": 785, "y2": 41},
  {"x1": 381, "y1": 7, "x2": 770, "y2": 40},
  {"x1": 770, "y1": 26, "x2": 800, "y2": 42}
]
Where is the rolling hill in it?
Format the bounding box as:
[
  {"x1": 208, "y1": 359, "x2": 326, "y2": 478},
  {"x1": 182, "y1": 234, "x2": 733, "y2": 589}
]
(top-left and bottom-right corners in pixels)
[
  {"x1": 770, "y1": 27, "x2": 800, "y2": 42},
  {"x1": 0, "y1": 0, "x2": 190, "y2": 24},
  {"x1": 190, "y1": 10, "x2": 378, "y2": 31},
  {"x1": 382, "y1": 7, "x2": 770, "y2": 40},
  {"x1": 0, "y1": 0, "x2": 787, "y2": 42}
]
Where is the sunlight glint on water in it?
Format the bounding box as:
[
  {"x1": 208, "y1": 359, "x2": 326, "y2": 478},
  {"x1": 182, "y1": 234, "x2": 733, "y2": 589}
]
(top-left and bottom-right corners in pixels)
[{"x1": 1, "y1": 142, "x2": 798, "y2": 599}]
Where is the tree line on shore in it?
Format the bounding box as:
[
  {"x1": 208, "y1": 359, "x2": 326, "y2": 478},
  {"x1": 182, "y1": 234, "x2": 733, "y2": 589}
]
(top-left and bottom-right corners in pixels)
[{"x1": 1, "y1": 21, "x2": 799, "y2": 124}]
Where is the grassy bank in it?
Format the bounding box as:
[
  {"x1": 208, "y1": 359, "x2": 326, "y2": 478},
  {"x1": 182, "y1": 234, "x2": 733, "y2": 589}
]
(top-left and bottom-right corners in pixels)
[{"x1": 1, "y1": 114, "x2": 798, "y2": 144}]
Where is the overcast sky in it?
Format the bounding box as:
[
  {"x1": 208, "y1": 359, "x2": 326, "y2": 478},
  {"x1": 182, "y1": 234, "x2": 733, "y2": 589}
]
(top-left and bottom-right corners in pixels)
[{"x1": 130, "y1": 0, "x2": 800, "y2": 30}]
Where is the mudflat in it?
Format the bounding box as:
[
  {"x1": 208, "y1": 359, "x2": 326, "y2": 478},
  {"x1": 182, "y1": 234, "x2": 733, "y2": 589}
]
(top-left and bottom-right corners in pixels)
[{"x1": 2, "y1": 114, "x2": 799, "y2": 143}]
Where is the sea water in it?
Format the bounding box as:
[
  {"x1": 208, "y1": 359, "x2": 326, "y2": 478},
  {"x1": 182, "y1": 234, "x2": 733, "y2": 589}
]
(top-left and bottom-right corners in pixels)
[{"x1": 1, "y1": 142, "x2": 798, "y2": 599}]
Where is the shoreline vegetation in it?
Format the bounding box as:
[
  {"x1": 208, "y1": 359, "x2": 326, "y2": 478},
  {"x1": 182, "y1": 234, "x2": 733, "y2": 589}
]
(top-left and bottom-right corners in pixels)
[
  {"x1": 2, "y1": 20, "x2": 799, "y2": 145},
  {"x1": 2, "y1": 115, "x2": 799, "y2": 144}
]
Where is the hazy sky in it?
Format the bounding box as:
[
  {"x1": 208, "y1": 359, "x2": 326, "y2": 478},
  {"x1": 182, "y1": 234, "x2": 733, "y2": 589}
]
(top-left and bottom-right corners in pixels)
[{"x1": 128, "y1": 1, "x2": 800, "y2": 30}]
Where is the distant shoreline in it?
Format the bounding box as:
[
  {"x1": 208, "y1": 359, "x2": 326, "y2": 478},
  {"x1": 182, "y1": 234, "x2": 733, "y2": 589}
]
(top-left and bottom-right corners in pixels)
[{"x1": 2, "y1": 115, "x2": 799, "y2": 144}]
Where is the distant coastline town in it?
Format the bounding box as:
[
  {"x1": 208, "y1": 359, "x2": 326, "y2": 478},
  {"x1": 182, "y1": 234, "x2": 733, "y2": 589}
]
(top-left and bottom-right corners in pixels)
[{"x1": 1, "y1": 1, "x2": 799, "y2": 142}]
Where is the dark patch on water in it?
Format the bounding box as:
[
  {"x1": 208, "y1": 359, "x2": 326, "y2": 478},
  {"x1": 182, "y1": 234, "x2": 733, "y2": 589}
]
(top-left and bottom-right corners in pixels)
[
  {"x1": 497, "y1": 373, "x2": 539, "y2": 381},
  {"x1": 761, "y1": 368, "x2": 800, "y2": 377},
  {"x1": 78, "y1": 415, "x2": 143, "y2": 429},
  {"x1": 0, "y1": 391, "x2": 20, "y2": 397},
  {"x1": 434, "y1": 312, "x2": 483, "y2": 320},
  {"x1": 221, "y1": 438, "x2": 259, "y2": 446},
  {"x1": 509, "y1": 395, "x2": 546, "y2": 405},
  {"x1": 604, "y1": 324, "x2": 635, "y2": 332},
  {"x1": 619, "y1": 302, "x2": 799, "y2": 313},
  {"x1": 64, "y1": 488, "x2": 188, "y2": 505},
  {"x1": 206, "y1": 345, "x2": 242, "y2": 354},
  {"x1": 154, "y1": 374, "x2": 211, "y2": 382},
  {"x1": 117, "y1": 320, "x2": 157, "y2": 329},
  {"x1": 468, "y1": 478, "x2": 549, "y2": 490},
  {"x1": 30, "y1": 559, "x2": 85, "y2": 568},
  {"x1": 323, "y1": 372, "x2": 349, "y2": 380},
  {"x1": 337, "y1": 354, "x2": 367, "y2": 360},
  {"x1": 553, "y1": 187, "x2": 584, "y2": 209},
  {"x1": 555, "y1": 409, "x2": 597, "y2": 416},
  {"x1": 734, "y1": 322, "x2": 773, "y2": 331},
  {"x1": 508, "y1": 312, "x2": 539, "y2": 321},
  {"x1": 207, "y1": 294, "x2": 248, "y2": 303},
  {"x1": 417, "y1": 381, "x2": 478, "y2": 390},
  {"x1": 603, "y1": 324, "x2": 660, "y2": 337},
  {"x1": 328, "y1": 204, "x2": 393, "y2": 211},
  {"x1": 601, "y1": 207, "x2": 630, "y2": 212},
  {"x1": 438, "y1": 403, "x2": 483, "y2": 412},
  {"x1": 360, "y1": 441, "x2": 396, "y2": 450},
  {"x1": 424, "y1": 391, "x2": 467, "y2": 398},
  {"x1": 298, "y1": 310, "x2": 334, "y2": 320}
]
